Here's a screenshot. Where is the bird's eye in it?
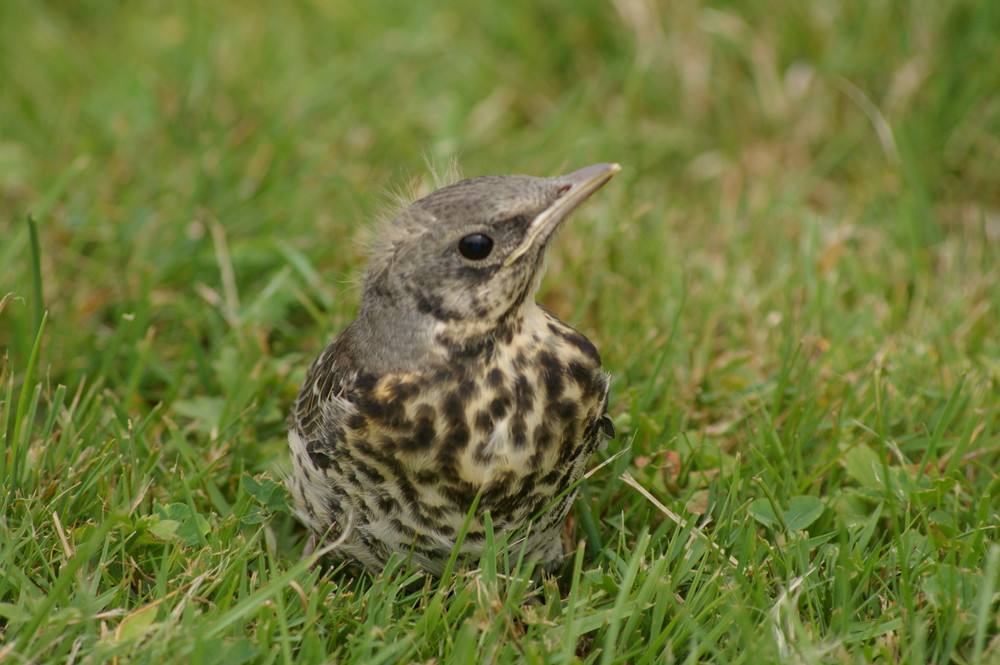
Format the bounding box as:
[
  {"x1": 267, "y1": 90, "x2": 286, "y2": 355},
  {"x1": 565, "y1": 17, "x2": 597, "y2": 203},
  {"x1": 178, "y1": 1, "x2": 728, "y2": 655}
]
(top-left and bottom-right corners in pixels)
[{"x1": 458, "y1": 233, "x2": 494, "y2": 260}]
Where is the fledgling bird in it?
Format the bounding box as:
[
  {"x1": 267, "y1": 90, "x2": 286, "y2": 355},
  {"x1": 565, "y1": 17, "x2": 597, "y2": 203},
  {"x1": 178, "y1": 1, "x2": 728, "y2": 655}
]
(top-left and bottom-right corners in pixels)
[{"x1": 287, "y1": 163, "x2": 620, "y2": 575}]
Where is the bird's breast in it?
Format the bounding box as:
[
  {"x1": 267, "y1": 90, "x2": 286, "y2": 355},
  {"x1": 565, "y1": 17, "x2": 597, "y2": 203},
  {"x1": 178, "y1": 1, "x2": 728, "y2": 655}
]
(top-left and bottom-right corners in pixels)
[{"x1": 334, "y1": 305, "x2": 608, "y2": 524}]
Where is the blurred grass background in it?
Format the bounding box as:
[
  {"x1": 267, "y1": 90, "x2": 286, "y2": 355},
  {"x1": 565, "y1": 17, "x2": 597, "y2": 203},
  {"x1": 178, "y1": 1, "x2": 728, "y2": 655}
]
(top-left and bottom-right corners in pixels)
[{"x1": 2, "y1": 0, "x2": 999, "y2": 663}]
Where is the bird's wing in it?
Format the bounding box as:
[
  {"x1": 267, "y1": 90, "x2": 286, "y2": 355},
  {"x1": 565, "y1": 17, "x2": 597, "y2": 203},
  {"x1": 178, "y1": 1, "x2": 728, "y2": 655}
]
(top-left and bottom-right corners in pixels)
[
  {"x1": 599, "y1": 411, "x2": 616, "y2": 440},
  {"x1": 290, "y1": 334, "x2": 368, "y2": 455},
  {"x1": 588, "y1": 371, "x2": 615, "y2": 453},
  {"x1": 537, "y1": 307, "x2": 615, "y2": 450}
]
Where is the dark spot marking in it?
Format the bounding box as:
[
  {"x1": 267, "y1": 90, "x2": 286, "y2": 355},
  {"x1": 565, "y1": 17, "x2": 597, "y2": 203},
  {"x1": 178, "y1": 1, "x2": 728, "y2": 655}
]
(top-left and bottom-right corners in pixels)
[
  {"x1": 550, "y1": 398, "x2": 579, "y2": 423},
  {"x1": 376, "y1": 493, "x2": 399, "y2": 515},
  {"x1": 488, "y1": 470, "x2": 515, "y2": 489},
  {"x1": 325, "y1": 456, "x2": 344, "y2": 476},
  {"x1": 341, "y1": 465, "x2": 362, "y2": 488},
  {"x1": 400, "y1": 407, "x2": 437, "y2": 451},
  {"x1": 432, "y1": 365, "x2": 460, "y2": 383},
  {"x1": 565, "y1": 328, "x2": 601, "y2": 365},
  {"x1": 413, "y1": 290, "x2": 461, "y2": 321},
  {"x1": 441, "y1": 394, "x2": 466, "y2": 429},
  {"x1": 517, "y1": 471, "x2": 539, "y2": 495},
  {"x1": 440, "y1": 333, "x2": 494, "y2": 359},
  {"x1": 510, "y1": 417, "x2": 527, "y2": 448},
  {"x1": 411, "y1": 532, "x2": 434, "y2": 547},
  {"x1": 391, "y1": 380, "x2": 420, "y2": 401},
  {"x1": 414, "y1": 545, "x2": 449, "y2": 560},
  {"x1": 346, "y1": 413, "x2": 367, "y2": 430},
  {"x1": 388, "y1": 518, "x2": 415, "y2": 538},
  {"x1": 395, "y1": 475, "x2": 422, "y2": 512},
  {"x1": 321, "y1": 423, "x2": 346, "y2": 445},
  {"x1": 358, "y1": 534, "x2": 390, "y2": 566},
  {"x1": 528, "y1": 447, "x2": 546, "y2": 472},
  {"x1": 324, "y1": 489, "x2": 349, "y2": 520},
  {"x1": 353, "y1": 458, "x2": 385, "y2": 484},
  {"x1": 437, "y1": 423, "x2": 470, "y2": 472},
  {"x1": 441, "y1": 481, "x2": 478, "y2": 509},
  {"x1": 358, "y1": 439, "x2": 408, "y2": 480},
  {"x1": 458, "y1": 378, "x2": 478, "y2": 403},
  {"x1": 567, "y1": 360, "x2": 598, "y2": 395},
  {"x1": 513, "y1": 374, "x2": 534, "y2": 412},
  {"x1": 424, "y1": 503, "x2": 448, "y2": 522},
  {"x1": 410, "y1": 502, "x2": 439, "y2": 529},
  {"x1": 481, "y1": 472, "x2": 515, "y2": 509},
  {"x1": 487, "y1": 368, "x2": 505, "y2": 387},
  {"x1": 488, "y1": 394, "x2": 511, "y2": 419},
  {"x1": 414, "y1": 468, "x2": 440, "y2": 485},
  {"x1": 528, "y1": 494, "x2": 549, "y2": 516},
  {"x1": 474, "y1": 410, "x2": 493, "y2": 434},
  {"x1": 532, "y1": 423, "x2": 555, "y2": 450},
  {"x1": 358, "y1": 394, "x2": 410, "y2": 429},
  {"x1": 556, "y1": 326, "x2": 601, "y2": 364},
  {"x1": 355, "y1": 372, "x2": 378, "y2": 392},
  {"x1": 538, "y1": 350, "x2": 564, "y2": 400}
]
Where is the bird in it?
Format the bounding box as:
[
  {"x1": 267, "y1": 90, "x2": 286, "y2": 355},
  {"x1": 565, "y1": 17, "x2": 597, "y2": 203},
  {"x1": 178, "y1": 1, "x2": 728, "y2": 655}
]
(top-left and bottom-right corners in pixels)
[{"x1": 287, "y1": 163, "x2": 620, "y2": 576}]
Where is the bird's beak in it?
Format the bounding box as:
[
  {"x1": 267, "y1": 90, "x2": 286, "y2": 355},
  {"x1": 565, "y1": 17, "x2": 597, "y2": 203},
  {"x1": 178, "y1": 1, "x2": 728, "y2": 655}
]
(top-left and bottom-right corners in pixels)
[{"x1": 503, "y1": 162, "x2": 621, "y2": 267}]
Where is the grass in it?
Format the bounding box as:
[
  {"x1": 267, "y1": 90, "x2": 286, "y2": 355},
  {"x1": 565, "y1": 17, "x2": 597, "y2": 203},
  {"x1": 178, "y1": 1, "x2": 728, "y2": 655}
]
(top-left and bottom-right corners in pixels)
[{"x1": 1, "y1": 0, "x2": 999, "y2": 662}]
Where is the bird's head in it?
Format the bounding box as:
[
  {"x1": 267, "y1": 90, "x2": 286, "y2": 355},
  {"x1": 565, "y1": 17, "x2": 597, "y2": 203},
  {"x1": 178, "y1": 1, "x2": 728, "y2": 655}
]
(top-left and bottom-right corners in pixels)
[{"x1": 354, "y1": 163, "x2": 619, "y2": 365}]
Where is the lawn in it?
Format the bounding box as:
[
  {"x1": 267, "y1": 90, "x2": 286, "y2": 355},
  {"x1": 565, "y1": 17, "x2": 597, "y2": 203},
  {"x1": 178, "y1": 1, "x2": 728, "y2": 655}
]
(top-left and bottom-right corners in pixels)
[{"x1": 2, "y1": 0, "x2": 999, "y2": 662}]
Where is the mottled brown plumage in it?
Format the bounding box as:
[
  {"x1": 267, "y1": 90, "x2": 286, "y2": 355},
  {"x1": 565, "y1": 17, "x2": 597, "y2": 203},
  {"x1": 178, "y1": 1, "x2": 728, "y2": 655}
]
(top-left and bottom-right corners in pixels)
[{"x1": 287, "y1": 163, "x2": 619, "y2": 575}]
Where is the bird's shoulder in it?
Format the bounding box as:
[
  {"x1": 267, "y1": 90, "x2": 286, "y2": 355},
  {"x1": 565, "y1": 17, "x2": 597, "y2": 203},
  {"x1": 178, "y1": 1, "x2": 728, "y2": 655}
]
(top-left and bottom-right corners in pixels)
[
  {"x1": 291, "y1": 324, "x2": 436, "y2": 447},
  {"x1": 535, "y1": 305, "x2": 604, "y2": 369},
  {"x1": 532, "y1": 306, "x2": 615, "y2": 441},
  {"x1": 291, "y1": 326, "x2": 373, "y2": 442}
]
